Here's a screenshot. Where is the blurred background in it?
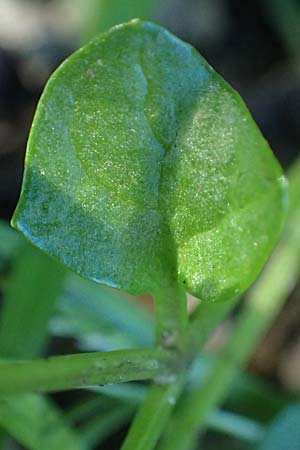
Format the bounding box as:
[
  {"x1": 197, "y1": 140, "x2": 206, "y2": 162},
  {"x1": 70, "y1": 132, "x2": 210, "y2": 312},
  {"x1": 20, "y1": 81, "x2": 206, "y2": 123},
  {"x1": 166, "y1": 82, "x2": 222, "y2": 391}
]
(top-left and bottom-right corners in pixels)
[
  {"x1": 0, "y1": 1, "x2": 300, "y2": 449},
  {"x1": 1, "y1": 0, "x2": 300, "y2": 221}
]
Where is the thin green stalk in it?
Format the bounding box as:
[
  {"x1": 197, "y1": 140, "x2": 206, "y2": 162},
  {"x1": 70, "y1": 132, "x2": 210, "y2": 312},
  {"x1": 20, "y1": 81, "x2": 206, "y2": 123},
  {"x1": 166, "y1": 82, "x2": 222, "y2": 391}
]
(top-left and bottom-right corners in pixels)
[
  {"x1": 91, "y1": 364, "x2": 270, "y2": 444},
  {"x1": 120, "y1": 276, "x2": 238, "y2": 450},
  {"x1": 153, "y1": 282, "x2": 188, "y2": 352},
  {"x1": 0, "y1": 348, "x2": 172, "y2": 395},
  {"x1": 120, "y1": 278, "x2": 188, "y2": 450},
  {"x1": 160, "y1": 202, "x2": 300, "y2": 450},
  {"x1": 120, "y1": 376, "x2": 186, "y2": 450}
]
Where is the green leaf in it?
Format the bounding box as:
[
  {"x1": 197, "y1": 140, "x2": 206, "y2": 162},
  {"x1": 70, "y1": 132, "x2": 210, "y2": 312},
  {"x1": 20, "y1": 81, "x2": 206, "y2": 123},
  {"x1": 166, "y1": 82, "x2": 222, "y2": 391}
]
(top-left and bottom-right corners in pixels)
[
  {"x1": 0, "y1": 395, "x2": 86, "y2": 450},
  {"x1": 50, "y1": 273, "x2": 154, "y2": 350},
  {"x1": 76, "y1": 0, "x2": 159, "y2": 41},
  {"x1": 66, "y1": 394, "x2": 134, "y2": 449},
  {"x1": 0, "y1": 236, "x2": 82, "y2": 450},
  {"x1": 256, "y1": 404, "x2": 300, "y2": 450},
  {"x1": 12, "y1": 19, "x2": 287, "y2": 302},
  {"x1": 0, "y1": 221, "x2": 22, "y2": 272},
  {"x1": 79, "y1": 404, "x2": 133, "y2": 449},
  {"x1": 0, "y1": 244, "x2": 65, "y2": 359}
]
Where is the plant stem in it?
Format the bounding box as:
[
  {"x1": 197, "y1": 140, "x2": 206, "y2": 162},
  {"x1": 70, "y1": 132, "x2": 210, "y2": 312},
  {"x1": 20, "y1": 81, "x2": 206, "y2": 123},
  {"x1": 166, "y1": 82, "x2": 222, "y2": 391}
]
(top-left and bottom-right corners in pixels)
[
  {"x1": 0, "y1": 348, "x2": 173, "y2": 395},
  {"x1": 160, "y1": 203, "x2": 300, "y2": 450},
  {"x1": 120, "y1": 375, "x2": 186, "y2": 450},
  {"x1": 120, "y1": 279, "x2": 187, "y2": 450},
  {"x1": 121, "y1": 278, "x2": 239, "y2": 450},
  {"x1": 153, "y1": 282, "x2": 188, "y2": 352}
]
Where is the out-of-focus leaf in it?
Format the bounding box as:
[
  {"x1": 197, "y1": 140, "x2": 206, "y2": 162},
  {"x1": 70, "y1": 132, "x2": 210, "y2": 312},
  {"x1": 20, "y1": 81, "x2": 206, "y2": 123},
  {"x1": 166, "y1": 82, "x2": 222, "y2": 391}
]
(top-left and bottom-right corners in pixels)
[
  {"x1": 261, "y1": 0, "x2": 300, "y2": 57},
  {"x1": 0, "y1": 227, "x2": 83, "y2": 450},
  {"x1": 76, "y1": 0, "x2": 159, "y2": 40},
  {"x1": 0, "y1": 395, "x2": 86, "y2": 450},
  {"x1": 207, "y1": 409, "x2": 264, "y2": 443},
  {"x1": 79, "y1": 404, "x2": 134, "y2": 449},
  {"x1": 287, "y1": 159, "x2": 300, "y2": 217},
  {"x1": 226, "y1": 372, "x2": 295, "y2": 422},
  {"x1": 0, "y1": 244, "x2": 65, "y2": 358},
  {"x1": 12, "y1": 20, "x2": 286, "y2": 303},
  {"x1": 66, "y1": 393, "x2": 134, "y2": 449},
  {"x1": 0, "y1": 221, "x2": 22, "y2": 272},
  {"x1": 66, "y1": 395, "x2": 115, "y2": 423},
  {"x1": 89, "y1": 383, "x2": 147, "y2": 405},
  {"x1": 50, "y1": 273, "x2": 154, "y2": 350},
  {"x1": 256, "y1": 404, "x2": 300, "y2": 450}
]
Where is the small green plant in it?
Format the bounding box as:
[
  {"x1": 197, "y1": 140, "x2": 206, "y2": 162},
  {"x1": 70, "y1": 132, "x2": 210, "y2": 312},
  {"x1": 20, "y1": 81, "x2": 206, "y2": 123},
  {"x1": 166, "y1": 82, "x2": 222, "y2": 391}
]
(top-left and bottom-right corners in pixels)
[{"x1": 2, "y1": 19, "x2": 298, "y2": 450}]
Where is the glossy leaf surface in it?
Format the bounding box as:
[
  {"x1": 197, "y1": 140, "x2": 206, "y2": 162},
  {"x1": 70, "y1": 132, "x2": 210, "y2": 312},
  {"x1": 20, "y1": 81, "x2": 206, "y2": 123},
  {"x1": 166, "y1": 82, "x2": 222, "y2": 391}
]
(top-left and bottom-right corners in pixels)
[{"x1": 12, "y1": 20, "x2": 287, "y2": 301}]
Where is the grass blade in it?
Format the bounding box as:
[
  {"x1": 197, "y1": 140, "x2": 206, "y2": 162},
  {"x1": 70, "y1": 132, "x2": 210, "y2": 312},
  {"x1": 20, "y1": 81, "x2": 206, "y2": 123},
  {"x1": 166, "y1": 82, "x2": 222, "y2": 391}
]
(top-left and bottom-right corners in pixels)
[
  {"x1": 0, "y1": 395, "x2": 86, "y2": 450},
  {"x1": 0, "y1": 244, "x2": 65, "y2": 358},
  {"x1": 0, "y1": 228, "x2": 85, "y2": 450}
]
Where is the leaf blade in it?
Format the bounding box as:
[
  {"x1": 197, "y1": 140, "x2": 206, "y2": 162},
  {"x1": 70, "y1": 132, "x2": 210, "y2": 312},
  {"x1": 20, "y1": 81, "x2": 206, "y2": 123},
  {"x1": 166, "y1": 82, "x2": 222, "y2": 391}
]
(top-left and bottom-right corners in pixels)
[{"x1": 12, "y1": 20, "x2": 287, "y2": 301}]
